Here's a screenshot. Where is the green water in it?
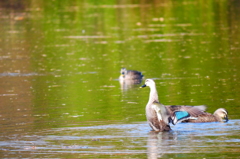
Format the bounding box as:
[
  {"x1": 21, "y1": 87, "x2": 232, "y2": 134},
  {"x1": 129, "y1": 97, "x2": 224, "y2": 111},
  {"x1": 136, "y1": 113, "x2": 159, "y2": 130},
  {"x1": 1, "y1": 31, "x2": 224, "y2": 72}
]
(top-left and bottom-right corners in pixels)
[{"x1": 0, "y1": 0, "x2": 240, "y2": 158}]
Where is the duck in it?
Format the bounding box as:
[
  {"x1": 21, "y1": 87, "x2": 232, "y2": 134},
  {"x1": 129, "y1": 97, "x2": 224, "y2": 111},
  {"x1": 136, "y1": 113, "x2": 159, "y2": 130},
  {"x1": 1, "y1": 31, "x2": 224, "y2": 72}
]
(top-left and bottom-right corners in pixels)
[
  {"x1": 119, "y1": 68, "x2": 144, "y2": 80},
  {"x1": 140, "y1": 79, "x2": 206, "y2": 131},
  {"x1": 183, "y1": 108, "x2": 228, "y2": 123}
]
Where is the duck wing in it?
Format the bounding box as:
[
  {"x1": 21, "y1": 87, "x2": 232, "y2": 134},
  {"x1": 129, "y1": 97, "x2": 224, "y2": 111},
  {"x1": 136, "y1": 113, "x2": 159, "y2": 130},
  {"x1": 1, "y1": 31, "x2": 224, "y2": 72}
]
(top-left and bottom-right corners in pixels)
[
  {"x1": 150, "y1": 102, "x2": 171, "y2": 131},
  {"x1": 165, "y1": 105, "x2": 206, "y2": 125},
  {"x1": 165, "y1": 105, "x2": 206, "y2": 116}
]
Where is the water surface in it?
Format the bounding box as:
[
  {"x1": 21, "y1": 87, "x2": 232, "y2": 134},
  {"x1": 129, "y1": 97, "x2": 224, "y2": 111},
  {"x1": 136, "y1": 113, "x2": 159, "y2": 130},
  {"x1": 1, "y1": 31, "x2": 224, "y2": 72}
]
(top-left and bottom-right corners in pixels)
[{"x1": 1, "y1": 120, "x2": 240, "y2": 158}]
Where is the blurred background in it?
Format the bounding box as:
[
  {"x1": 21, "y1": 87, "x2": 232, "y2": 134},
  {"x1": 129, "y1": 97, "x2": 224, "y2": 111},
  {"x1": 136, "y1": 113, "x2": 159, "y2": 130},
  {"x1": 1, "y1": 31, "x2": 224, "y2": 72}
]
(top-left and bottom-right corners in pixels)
[{"x1": 0, "y1": 0, "x2": 240, "y2": 158}]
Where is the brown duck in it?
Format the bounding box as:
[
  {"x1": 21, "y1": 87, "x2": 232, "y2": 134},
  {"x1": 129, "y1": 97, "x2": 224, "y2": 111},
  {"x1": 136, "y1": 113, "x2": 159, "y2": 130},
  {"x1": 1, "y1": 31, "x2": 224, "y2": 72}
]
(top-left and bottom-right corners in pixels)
[{"x1": 183, "y1": 108, "x2": 228, "y2": 123}]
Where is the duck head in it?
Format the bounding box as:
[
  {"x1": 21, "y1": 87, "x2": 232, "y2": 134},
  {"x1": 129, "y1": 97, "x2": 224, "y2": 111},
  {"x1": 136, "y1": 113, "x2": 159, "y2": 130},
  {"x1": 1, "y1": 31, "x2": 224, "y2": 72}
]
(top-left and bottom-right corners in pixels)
[
  {"x1": 120, "y1": 68, "x2": 127, "y2": 77},
  {"x1": 214, "y1": 108, "x2": 228, "y2": 122},
  {"x1": 140, "y1": 79, "x2": 156, "y2": 88}
]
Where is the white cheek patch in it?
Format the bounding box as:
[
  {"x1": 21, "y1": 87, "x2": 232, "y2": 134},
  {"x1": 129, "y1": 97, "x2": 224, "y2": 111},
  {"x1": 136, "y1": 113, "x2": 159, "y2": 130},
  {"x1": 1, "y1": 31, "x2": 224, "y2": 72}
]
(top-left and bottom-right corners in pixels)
[{"x1": 222, "y1": 109, "x2": 228, "y2": 115}]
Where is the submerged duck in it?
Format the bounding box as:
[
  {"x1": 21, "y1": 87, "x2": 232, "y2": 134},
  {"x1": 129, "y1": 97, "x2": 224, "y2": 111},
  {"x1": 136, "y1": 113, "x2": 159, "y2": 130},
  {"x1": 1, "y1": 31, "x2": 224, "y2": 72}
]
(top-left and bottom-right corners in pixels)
[
  {"x1": 183, "y1": 108, "x2": 228, "y2": 123},
  {"x1": 140, "y1": 79, "x2": 206, "y2": 131},
  {"x1": 119, "y1": 68, "x2": 144, "y2": 80}
]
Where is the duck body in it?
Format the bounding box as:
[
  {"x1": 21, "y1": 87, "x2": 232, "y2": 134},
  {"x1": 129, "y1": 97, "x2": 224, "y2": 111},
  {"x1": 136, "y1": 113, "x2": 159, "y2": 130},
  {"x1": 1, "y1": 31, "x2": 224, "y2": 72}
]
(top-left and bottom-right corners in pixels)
[
  {"x1": 145, "y1": 101, "x2": 171, "y2": 131},
  {"x1": 141, "y1": 79, "x2": 206, "y2": 131},
  {"x1": 119, "y1": 68, "x2": 144, "y2": 80},
  {"x1": 183, "y1": 108, "x2": 228, "y2": 123}
]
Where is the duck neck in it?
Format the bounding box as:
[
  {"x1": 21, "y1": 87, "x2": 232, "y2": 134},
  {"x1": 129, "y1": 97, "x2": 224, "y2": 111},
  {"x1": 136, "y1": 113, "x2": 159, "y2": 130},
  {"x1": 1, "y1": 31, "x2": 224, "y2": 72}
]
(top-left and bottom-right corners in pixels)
[{"x1": 148, "y1": 85, "x2": 160, "y2": 104}]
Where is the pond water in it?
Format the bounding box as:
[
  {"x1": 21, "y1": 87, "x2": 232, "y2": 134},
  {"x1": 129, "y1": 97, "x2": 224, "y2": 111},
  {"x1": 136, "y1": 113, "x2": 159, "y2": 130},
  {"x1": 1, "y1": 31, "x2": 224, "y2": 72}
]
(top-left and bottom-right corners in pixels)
[{"x1": 0, "y1": 0, "x2": 240, "y2": 158}]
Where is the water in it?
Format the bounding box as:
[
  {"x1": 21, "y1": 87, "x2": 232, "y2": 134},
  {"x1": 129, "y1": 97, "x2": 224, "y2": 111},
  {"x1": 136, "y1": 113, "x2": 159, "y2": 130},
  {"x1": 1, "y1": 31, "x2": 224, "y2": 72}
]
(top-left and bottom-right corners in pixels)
[
  {"x1": 1, "y1": 120, "x2": 240, "y2": 158},
  {"x1": 1, "y1": 0, "x2": 240, "y2": 158}
]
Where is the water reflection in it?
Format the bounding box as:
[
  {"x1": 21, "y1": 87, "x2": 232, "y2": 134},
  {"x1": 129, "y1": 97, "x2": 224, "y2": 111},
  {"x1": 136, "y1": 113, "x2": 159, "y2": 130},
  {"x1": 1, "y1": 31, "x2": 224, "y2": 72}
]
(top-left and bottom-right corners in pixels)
[
  {"x1": 1, "y1": 120, "x2": 239, "y2": 158},
  {"x1": 146, "y1": 120, "x2": 240, "y2": 158},
  {"x1": 0, "y1": 72, "x2": 40, "y2": 77},
  {"x1": 119, "y1": 79, "x2": 143, "y2": 90},
  {"x1": 147, "y1": 131, "x2": 177, "y2": 159}
]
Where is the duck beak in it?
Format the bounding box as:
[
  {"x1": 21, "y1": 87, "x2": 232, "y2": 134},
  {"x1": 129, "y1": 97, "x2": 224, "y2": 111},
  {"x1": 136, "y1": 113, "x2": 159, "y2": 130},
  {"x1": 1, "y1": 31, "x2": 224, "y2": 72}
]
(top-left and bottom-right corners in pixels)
[
  {"x1": 140, "y1": 84, "x2": 146, "y2": 88},
  {"x1": 224, "y1": 115, "x2": 229, "y2": 122}
]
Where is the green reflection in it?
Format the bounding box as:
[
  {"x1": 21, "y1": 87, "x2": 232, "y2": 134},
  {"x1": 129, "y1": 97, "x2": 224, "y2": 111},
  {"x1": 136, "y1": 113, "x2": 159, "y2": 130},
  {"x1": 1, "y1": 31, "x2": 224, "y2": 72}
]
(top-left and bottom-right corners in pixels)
[{"x1": 0, "y1": 0, "x2": 240, "y2": 128}]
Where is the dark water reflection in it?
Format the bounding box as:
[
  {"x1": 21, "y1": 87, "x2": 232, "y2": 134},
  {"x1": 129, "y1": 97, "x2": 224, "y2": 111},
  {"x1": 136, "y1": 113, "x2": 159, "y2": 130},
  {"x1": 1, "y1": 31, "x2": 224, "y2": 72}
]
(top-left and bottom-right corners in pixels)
[{"x1": 1, "y1": 0, "x2": 240, "y2": 158}]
